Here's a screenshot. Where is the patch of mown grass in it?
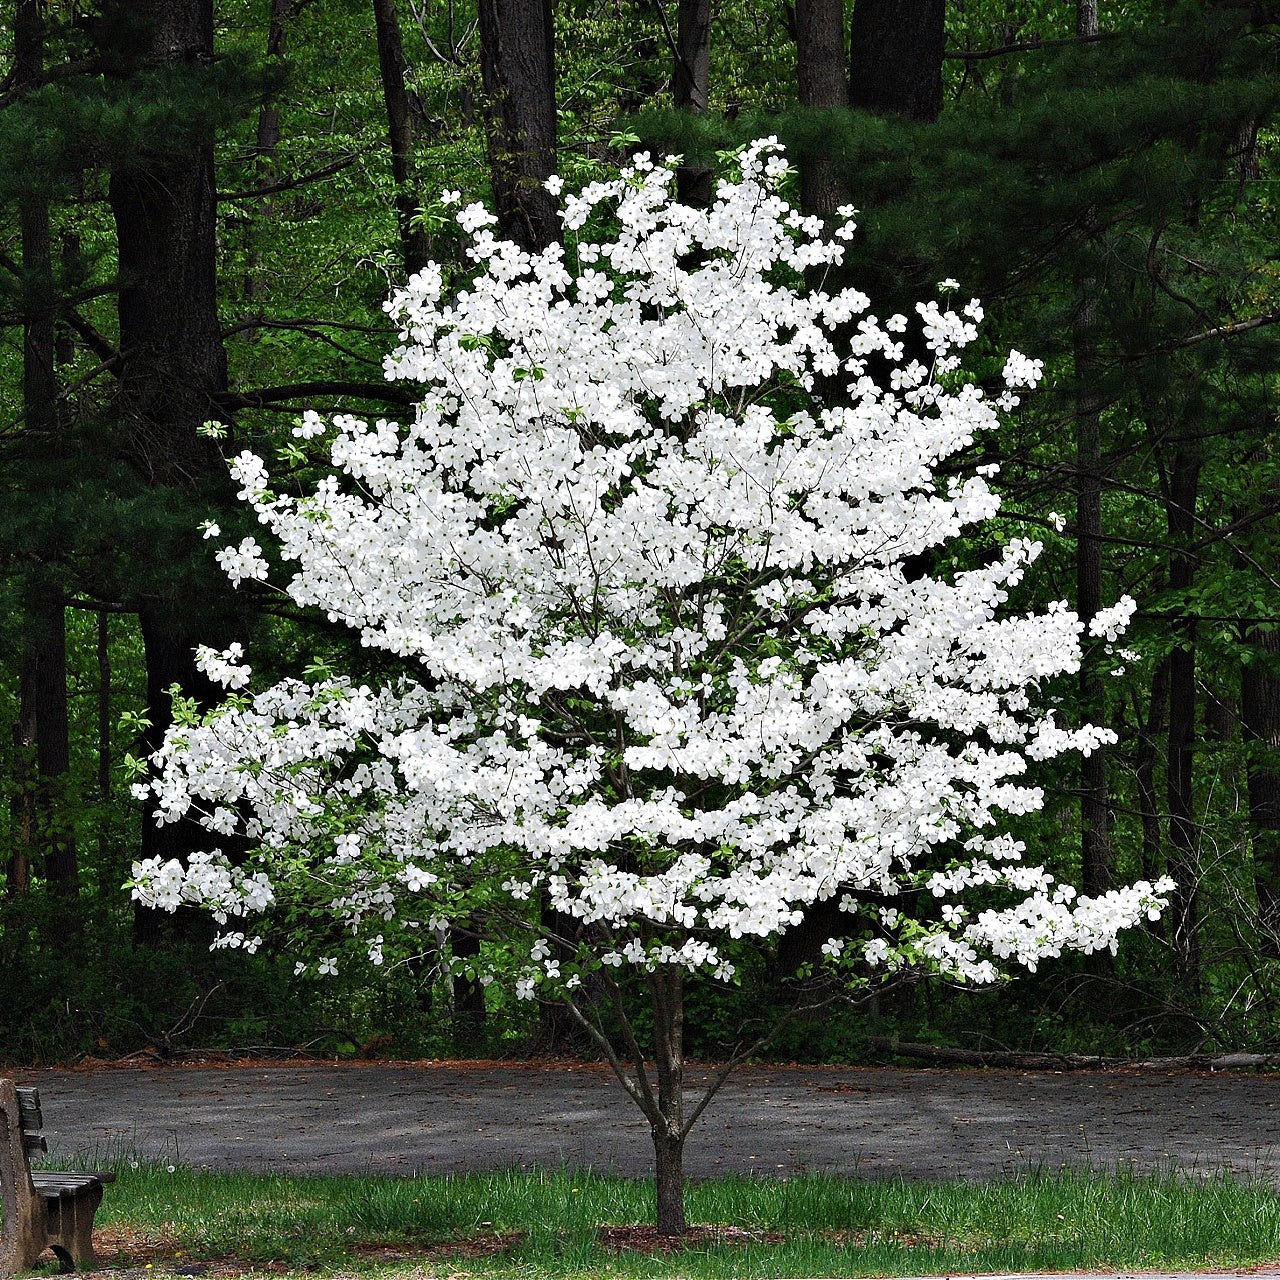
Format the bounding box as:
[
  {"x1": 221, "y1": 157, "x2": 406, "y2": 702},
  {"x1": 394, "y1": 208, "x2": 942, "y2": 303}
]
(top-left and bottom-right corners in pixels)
[{"x1": 66, "y1": 1160, "x2": 1280, "y2": 1278}]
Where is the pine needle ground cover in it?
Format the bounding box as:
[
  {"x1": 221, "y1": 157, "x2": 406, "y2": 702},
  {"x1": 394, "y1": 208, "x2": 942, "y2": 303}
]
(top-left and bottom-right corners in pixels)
[{"x1": 56, "y1": 1161, "x2": 1280, "y2": 1279}]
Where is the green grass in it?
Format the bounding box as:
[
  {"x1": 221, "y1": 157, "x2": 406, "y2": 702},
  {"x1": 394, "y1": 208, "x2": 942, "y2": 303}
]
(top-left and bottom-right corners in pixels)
[{"x1": 60, "y1": 1160, "x2": 1280, "y2": 1278}]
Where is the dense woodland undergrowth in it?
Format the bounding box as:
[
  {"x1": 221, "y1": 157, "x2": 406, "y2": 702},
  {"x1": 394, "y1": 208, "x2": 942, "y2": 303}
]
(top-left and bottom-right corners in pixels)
[{"x1": 4, "y1": 0, "x2": 1280, "y2": 1066}]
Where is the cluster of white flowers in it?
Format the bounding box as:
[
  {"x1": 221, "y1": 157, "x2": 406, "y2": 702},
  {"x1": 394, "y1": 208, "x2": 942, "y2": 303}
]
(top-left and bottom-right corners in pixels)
[
  {"x1": 134, "y1": 140, "x2": 1170, "y2": 995},
  {"x1": 131, "y1": 849, "x2": 274, "y2": 923},
  {"x1": 1088, "y1": 595, "x2": 1138, "y2": 642},
  {"x1": 194, "y1": 642, "x2": 252, "y2": 690},
  {"x1": 215, "y1": 536, "x2": 270, "y2": 586}
]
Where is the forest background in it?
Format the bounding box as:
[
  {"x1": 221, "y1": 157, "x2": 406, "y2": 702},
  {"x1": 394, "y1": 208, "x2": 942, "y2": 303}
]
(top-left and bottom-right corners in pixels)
[{"x1": 2, "y1": 0, "x2": 1277, "y2": 1068}]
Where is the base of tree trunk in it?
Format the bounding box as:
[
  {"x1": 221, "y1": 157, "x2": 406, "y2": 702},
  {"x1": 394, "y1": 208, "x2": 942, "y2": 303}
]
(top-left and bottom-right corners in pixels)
[{"x1": 653, "y1": 1132, "x2": 686, "y2": 1236}]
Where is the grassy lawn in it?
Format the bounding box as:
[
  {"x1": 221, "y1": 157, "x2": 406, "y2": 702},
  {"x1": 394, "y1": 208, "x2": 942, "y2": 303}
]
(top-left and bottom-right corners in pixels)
[{"x1": 54, "y1": 1162, "x2": 1280, "y2": 1279}]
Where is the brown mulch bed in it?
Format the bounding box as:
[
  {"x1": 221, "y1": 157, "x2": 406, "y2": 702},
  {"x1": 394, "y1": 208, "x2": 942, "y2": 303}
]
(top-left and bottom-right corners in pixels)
[
  {"x1": 595, "y1": 1223, "x2": 786, "y2": 1254},
  {"x1": 69, "y1": 1222, "x2": 793, "y2": 1276}
]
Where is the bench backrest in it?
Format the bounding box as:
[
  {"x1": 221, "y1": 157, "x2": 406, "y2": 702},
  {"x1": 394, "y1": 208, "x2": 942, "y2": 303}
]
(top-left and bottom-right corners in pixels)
[{"x1": 15, "y1": 1087, "x2": 47, "y2": 1158}]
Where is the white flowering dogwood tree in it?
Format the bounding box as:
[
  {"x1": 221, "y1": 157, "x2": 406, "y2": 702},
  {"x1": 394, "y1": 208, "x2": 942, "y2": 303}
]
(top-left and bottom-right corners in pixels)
[{"x1": 133, "y1": 140, "x2": 1171, "y2": 1235}]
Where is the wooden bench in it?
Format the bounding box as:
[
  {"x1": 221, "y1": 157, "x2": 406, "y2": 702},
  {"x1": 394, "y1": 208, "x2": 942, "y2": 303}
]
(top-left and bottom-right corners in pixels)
[{"x1": 0, "y1": 1079, "x2": 115, "y2": 1275}]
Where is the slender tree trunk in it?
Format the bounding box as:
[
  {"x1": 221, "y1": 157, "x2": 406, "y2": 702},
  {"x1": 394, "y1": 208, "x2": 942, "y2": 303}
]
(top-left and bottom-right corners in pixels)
[
  {"x1": 1165, "y1": 442, "x2": 1201, "y2": 981},
  {"x1": 673, "y1": 0, "x2": 711, "y2": 206},
  {"x1": 849, "y1": 0, "x2": 945, "y2": 122},
  {"x1": 1074, "y1": 282, "x2": 1111, "y2": 896},
  {"x1": 1242, "y1": 626, "x2": 1280, "y2": 955},
  {"x1": 97, "y1": 611, "x2": 113, "y2": 897},
  {"x1": 29, "y1": 588, "x2": 75, "y2": 896},
  {"x1": 244, "y1": 0, "x2": 293, "y2": 308},
  {"x1": 372, "y1": 0, "x2": 429, "y2": 276},
  {"x1": 477, "y1": 0, "x2": 558, "y2": 252},
  {"x1": 451, "y1": 915, "x2": 487, "y2": 1044},
  {"x1": 650, "y1": 966, "x2": 687, "y2": 1235},
  {"x1": 10, "y1": 581, "x2": 76, "y2": 905},
  {"x1": 9, "y1": 609, "x2": 38, "y2": 897},
  {"x1": 653, "y1": 1129, "x2": 687, "y2": 1236},
  {"x1": 795, "y1": 0, "x2": 849, "y2": 216},
  {"x1": 1073, "y1": 0, "x2": 1109, "y2": 895},
  {"x1": 12, "y1": 0, "x2": 79, "y2": 916},
  {"x1": 1135, "y1": 656, "x2": 1168, "y2": 887}
]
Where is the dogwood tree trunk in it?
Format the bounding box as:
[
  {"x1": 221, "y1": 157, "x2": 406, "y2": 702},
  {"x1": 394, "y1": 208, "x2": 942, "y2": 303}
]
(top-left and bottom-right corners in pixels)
[
  {"x1": 650, "y1": 966, "x2": 687, "y2": 1235},
  {"x1": 653, "y1": 1127, "x2": 687, "y2": 1237}
]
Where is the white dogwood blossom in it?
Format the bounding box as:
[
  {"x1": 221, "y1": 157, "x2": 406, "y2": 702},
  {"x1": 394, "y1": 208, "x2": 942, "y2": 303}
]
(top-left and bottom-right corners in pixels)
[{"x1": 133, "y1": 137, "x2": 1170, "y2": 1042}]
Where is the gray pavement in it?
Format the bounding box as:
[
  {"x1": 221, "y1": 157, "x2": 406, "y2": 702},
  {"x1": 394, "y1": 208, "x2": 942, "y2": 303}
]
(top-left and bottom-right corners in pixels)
[{"x1": 14, "y1": 1062, "x2": 1280, "y2": 1183}]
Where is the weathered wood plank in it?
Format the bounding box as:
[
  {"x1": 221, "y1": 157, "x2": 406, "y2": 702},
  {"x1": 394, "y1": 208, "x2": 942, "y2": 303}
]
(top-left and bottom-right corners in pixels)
[{"x1": 16, "y1": 1086, "x2": 42, "y2": 1132}]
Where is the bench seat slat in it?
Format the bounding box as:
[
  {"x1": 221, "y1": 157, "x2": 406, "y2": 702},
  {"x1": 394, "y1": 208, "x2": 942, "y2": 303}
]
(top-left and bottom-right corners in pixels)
[{"x1": 31, "y1": 1171, "x2": 116, "y2": 1194}]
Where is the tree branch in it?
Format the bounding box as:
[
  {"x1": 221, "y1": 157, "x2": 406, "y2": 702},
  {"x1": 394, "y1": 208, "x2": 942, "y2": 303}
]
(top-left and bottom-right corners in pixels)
[
  {"x1": 0, "y1": 249, "x2": 120, "y2": 366},
  {"x1": 216, "y1": 151, "x2": 370, "y2": 202},
  {"x1": 1175, "y1": 311, "x2": 1280, "y2": 349},
  {"x1": 943, "y1": 31, "x2": 1118, "y2": 61},
  {"x1": 214, "y1": 381, "x2": 418, "y2": 410}
]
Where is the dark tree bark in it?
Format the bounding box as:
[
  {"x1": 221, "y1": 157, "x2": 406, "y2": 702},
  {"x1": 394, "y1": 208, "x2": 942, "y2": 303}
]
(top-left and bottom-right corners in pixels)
[
  {"x1": 10, "y1": 0, "x2": 78, "y2": 914},
  {"x1": 1074, "y1": 284, "x2": 1111, "y2": 896},
  {"x1": 96, "y1": 611, "x2": 113, "y2": 897},
  {"x1": 244, "y1": 0, "x2": 294, "y2": 308},
  {"x1": 673, "y1": 0, "x2": 712, "y2": 206},
  {"x1": 1135, "y1": 657, "x2": 1169, "y2": 887},
  {"x1": 1074, "y1": 0, "x2": 1108, "y2": 895},
  {"x1": 1165, "y1": 442, "x2": 1202, "y2": 980},
  {"x1": 101, "y1": 0, "x2": 237, "y2": 940},
  {"x1": 9, "y1": 582, "x2": 74, "y2": 904},
  {"x1": 1073, "y1": 108, "x2": 1113, "y2": 911},
  {"x1": 372, "y1": 0, "x2": 430, "y2": 276},
  {"x1": 477, "y1": 0, "x2": 558, "y2": 252},
  {"x1": 649, "y1": 967, "x2": 687, "y2": 1235},
  {"x1": 1242, "y1": 627, "x2": 1280, "y2": 954},
  {"x1": 450, "y1": 916, "x2": 487, "y2": 1045},
  {"x1": 848, "y1": 0, "x2": 945, "y2": 122},
  {"x1": 795, "y1": 0, "x2": 849, "y2": 216},
  {"x1": 463, "y1": 0, "x2": 558, "y2": 1026}
]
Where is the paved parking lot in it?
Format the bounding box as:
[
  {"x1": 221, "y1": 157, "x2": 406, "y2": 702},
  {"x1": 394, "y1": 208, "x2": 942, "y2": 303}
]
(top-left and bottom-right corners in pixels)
[{"x1": 15, "y1": 1060, "x2": 1280, "y2": 1182}]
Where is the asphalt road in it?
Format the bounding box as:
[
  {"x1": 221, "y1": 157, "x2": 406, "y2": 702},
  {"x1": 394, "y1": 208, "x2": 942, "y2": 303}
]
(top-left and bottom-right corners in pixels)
[{"x1": 13, "y1": 1061, "x2": 1280, "y2": 1183}]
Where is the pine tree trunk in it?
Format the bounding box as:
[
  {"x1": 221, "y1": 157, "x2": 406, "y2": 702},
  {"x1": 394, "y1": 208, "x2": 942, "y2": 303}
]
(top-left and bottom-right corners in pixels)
[
  {"x1": 1242, "y1": 627, "x2": 1280, "y2": 955},
  {"x1": 244, "y1": 0, "x2": 293, "y2": 309},
  {"x1": 674, "y1": 0, "x2": 712, "y2": 207},
  {"x1": 477, "y1": 0, "x2": 558, "y2": 252},
  {"x1": 1074, "y1": 286, "x2": 1111, "y2": 897},
  {"x1": 97, "y1": 611, "x2": 113, "y2": 897},
  {"x1": 849, "y1": 0, "x2": 945, "y2": 122},
  {"x1": 1136, "y1": 657, "x2": 1169, "y2": 887},
  {"x1": 372, "y1": 0, "x2": 429, "y2": 276},
  {"x1": 795, "y1": 0, "x2": 849, "y2": 216},
  {"x1": 103, "y1": 0, "x2": 237, "y2": 942},
  {"x1": 1073, "y1": 0, "x2": 1108, "y2": 894},
  {"x1": 1165, "y1": 442, "x2": 1201, "y2": 981},
  {"x1": 12, "y1": 0, "x2": 79, "y2": 919}
]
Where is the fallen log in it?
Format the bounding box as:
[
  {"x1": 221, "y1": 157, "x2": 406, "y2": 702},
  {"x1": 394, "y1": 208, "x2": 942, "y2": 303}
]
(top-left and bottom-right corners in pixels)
[{"x1": 861, "y1": 1037, "x2": 1280, "y2": 1071}]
